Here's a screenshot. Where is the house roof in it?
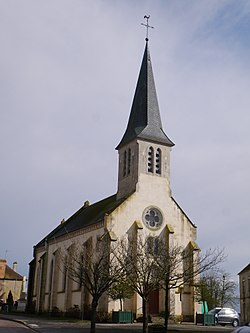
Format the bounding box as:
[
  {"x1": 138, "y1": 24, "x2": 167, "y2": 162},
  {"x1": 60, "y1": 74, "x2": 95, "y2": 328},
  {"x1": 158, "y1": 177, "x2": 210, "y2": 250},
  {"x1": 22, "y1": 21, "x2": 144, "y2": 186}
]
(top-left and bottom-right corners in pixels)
[
  {"x1": 116, "y1": 41, "x2": 174, "y2": 149},
  {"x1": 35, "y1": 194, "x2": 126, "y2": 248},
  {"x1": 238, "y1": 263, "x2": 250, "y2": 275},
  {"x1": 0, "y1": 265, "x2": 23, "y2": 281}
]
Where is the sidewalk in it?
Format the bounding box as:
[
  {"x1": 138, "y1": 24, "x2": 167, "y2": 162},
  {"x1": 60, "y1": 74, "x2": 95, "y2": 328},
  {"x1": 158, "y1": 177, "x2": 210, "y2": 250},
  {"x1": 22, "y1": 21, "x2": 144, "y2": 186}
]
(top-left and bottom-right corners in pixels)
[{"x1": 0, "y1": 313, "x2": 234, "y2": 333}]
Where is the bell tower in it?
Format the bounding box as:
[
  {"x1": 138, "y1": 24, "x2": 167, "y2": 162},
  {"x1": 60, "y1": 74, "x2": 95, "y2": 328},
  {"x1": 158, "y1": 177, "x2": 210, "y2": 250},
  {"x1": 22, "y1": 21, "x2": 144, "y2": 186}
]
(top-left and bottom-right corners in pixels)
[{"x1": 116, "y1": 38, "x2": 174, "y2": 200}]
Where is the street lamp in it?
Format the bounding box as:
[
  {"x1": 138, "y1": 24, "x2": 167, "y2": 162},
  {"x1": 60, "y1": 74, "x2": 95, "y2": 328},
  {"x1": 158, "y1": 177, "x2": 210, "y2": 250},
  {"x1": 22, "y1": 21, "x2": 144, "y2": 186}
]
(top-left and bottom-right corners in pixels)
[{"x1": 221, "y1": 275, "x2": 225, "y2": 307}]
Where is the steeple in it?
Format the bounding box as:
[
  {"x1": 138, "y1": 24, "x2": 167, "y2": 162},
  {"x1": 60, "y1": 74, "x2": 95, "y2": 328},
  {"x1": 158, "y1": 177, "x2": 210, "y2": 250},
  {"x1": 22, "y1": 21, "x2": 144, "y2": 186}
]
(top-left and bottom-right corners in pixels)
[
  {"x1": 116, "y1": 40, "x2": 174, "y2": 150},
  {"x1": 116, "y1": 38, "x2": 174, "y2": 199}
]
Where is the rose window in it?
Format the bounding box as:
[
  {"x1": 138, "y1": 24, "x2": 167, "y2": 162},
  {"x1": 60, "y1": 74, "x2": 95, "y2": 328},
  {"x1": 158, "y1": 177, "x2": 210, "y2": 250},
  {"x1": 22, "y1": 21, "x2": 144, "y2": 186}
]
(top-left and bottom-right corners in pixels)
[{"x1": 142, "y1": 207, "x2": 163, "y2": 229}]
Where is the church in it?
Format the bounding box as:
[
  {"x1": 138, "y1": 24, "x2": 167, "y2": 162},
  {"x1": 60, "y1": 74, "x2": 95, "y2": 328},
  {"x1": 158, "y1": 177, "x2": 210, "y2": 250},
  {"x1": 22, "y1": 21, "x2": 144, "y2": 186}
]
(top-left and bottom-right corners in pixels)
[{"x1": 27, "y1": 37, "x2": 200, "y2": 321}]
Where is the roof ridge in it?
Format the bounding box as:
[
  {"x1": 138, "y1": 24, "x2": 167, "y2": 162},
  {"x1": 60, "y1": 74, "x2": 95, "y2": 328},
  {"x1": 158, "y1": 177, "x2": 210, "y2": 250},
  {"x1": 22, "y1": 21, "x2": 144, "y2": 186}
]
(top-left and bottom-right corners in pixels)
[{"x1": 35, "y1": 194, "x2": 126, "y2": 247}]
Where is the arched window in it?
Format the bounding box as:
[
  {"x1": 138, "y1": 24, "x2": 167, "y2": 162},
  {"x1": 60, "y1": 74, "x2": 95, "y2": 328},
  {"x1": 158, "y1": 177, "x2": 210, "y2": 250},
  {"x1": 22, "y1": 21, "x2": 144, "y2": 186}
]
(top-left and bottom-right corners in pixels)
[
  {"x1": 62, "y1": 256, "x2": 68, "y2": 291},
  {"x1": 148, "y1": 146, "x2": 154, "y2": 173},
  {"x1": 49, "y1": 260, "x2": 54, "y2": 293},
  {"x1": 77, "y1": 254, "x2": 84, "y2": 289},
  {"x1": 147, "y1": 236, "x2": 159, "y2": 255},
  {"x1": 147, "y1": 236, "x2": 154, "y2": 254},
  {"x1": 155, "y1": 148, "x2": 161, "y2": 174},
  {"x1": 128, "y1": 148, "x2": 131, "y2": 175},
  {"x1": 123, "y1": 150, "x2": 127, "y2": 177},
  {"x1": 35, "y1": 261, "x2": 41, "y2": 297}
]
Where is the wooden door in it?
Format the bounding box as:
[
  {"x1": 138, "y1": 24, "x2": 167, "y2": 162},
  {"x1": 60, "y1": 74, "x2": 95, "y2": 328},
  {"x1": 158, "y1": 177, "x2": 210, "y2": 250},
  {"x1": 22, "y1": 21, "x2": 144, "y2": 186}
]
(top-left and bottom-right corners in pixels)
[{"x1": 149, "y1": 289, "x2": 159, "y2": 314}]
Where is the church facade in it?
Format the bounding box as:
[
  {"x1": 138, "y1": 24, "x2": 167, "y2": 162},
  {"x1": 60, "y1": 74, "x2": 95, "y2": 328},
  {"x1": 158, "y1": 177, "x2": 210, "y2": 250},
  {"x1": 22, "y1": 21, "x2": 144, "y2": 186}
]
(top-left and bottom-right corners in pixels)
[{"x1": 27, "y1": 41, "x2": 200, "y2": 321}]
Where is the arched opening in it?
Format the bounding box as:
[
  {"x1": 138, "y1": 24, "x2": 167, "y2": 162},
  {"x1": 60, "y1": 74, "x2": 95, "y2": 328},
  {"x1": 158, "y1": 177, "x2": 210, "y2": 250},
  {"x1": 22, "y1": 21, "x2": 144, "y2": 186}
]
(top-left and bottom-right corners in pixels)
[
  {"x1": 155, "y1": 148, "x2": 161, "y2": 174},
  {"x1": 148, "y1": 146, "x2": 154, "y2": 173},
  {"x1": 128, "y1": 148, "x2": 131, "y2": 175}
]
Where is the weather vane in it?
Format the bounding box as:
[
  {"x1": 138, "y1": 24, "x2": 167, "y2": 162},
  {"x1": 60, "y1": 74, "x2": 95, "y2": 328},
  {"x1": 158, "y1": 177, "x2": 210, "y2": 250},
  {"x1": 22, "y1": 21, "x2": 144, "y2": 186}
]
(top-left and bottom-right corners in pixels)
[{"x1": 141, "y1": 15, "x2": 154, "y2": 41}]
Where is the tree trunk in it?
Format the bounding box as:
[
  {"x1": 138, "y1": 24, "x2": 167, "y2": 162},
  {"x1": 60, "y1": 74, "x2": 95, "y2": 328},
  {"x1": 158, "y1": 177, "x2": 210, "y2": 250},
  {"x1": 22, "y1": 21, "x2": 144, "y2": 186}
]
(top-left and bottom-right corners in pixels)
[
  {"x1": 120, "y1": 297, "x2": 123, "y2": 311},
  {"x1": 90, "y1": 298, "x2": 98, "y2": 333},
  {"x1": 164, "y1": 286, "x2": 170, "y2": 331},
  {"x1": 142, "y1": 297, "x2": 149, "y2": 333}
]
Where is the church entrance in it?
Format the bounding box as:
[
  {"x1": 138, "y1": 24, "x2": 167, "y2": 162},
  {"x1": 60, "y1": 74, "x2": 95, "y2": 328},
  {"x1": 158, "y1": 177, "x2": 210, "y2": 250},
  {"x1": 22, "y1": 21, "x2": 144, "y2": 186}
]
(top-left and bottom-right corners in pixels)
[{"x1": 149, "y1": 289, "x2": 159, "y2": 314}]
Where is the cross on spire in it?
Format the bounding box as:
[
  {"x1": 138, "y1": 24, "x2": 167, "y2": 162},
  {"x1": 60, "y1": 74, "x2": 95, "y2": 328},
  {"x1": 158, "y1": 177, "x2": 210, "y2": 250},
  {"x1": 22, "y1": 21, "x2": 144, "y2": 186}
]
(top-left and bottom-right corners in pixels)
[{"x1": 141, "y1": 15, "x2": 154, "y2": 41}]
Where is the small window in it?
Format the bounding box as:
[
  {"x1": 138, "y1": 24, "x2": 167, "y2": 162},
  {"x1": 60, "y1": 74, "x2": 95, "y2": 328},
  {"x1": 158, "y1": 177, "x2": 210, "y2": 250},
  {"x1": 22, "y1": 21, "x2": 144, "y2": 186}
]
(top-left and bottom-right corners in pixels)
[
  {"x1": 148, "y1": 147, "x2": 154, "y2": 173},
  {"x1": 155, "y1": 148, "x2": 161, "y2": 174},
  {"x1": 123, "y1": 150, "x2": 127, "y2": 177},
  {"x1": 128, "y1": 148, "x2": 131, "y2": 175}
]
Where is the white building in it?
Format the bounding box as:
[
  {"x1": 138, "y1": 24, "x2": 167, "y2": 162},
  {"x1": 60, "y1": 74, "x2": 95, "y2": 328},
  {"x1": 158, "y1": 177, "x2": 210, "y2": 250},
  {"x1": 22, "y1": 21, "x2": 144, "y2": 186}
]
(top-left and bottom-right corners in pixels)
[{"x1": 27, "y1": 40, "x2": 199, "y2": 321}]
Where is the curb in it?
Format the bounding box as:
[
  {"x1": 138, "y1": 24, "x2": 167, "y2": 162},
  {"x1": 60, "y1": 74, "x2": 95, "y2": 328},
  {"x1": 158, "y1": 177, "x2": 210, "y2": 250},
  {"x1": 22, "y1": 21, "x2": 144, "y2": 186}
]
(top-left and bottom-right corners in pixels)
[{"x1": 0, "y1": 315, "x2": 40, "y2": 332}]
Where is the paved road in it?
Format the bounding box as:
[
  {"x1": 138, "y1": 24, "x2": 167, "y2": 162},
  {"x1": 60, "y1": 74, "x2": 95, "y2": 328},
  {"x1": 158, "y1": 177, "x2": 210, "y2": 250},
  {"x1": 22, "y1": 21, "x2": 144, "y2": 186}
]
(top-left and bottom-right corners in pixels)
[
  {"x1": 0, "y1": 314, "x2": 236, "y2": 333},
  {"x1": 0, "y1": 318, "x2": 33, "y2": 332}
]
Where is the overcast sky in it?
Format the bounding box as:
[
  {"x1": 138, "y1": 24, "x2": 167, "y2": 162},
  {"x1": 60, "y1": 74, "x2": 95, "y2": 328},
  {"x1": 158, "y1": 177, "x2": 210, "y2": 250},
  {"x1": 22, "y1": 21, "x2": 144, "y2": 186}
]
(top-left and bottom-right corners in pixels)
[{"x1": 0, "y1": 1, "x2": 249, "y2": 282}]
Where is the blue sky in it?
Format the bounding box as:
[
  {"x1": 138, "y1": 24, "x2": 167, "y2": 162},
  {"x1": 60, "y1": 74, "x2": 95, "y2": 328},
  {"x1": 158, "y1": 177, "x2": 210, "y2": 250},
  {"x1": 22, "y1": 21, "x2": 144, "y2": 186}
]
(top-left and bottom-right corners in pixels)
[{"x1": 0, "y1": 0, "x2": 249, "y2": 282}]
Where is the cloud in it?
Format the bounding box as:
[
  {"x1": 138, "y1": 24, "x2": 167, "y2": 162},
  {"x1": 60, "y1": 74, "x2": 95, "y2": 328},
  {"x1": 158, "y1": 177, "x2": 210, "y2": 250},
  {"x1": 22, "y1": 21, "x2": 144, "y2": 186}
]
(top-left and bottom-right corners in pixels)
[{"x1": 0, "y1": 0, "x2": 249, "y2": 280}]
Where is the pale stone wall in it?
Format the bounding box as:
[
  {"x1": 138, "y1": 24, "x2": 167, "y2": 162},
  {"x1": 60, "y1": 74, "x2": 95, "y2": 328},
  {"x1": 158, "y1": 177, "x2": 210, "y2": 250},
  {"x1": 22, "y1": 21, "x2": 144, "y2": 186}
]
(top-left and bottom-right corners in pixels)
[
  {"x1": 71, "y1": 290, "x2": 81, "y2": 307},
  {"x1": 32, "y1": 223, "x2": 106, "y2": 313},
  {"x1": 117, "y1": 140, "x2": 171, "y2": 199},
  {"x1": 0, "y1": 279, "x2": 23, "y2": 302},
  {"x1": 32, "y1": 188, "x2": 197, "y2": 318},
  {"x1": 107, "y1": 137, "x2": 197, "y2": 318},
  {"x1": 31, "y1": 136, "x2": 198, "y2": 319},
  {"x1": 117, "y1": 140, "x2": 139, "y2": 199}
]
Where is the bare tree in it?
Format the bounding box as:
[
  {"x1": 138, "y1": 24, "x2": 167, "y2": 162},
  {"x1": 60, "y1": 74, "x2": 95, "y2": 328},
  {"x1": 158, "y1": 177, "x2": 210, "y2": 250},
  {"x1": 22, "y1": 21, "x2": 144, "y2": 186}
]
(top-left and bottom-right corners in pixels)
[
  {"x1": 196, "y1": 271, "x2": 238, "y2": 310},
  {"x1": 61, "y1": 235, "x2": 123, "y2": 333},
  {"x1": 115, "y1": 235, "x2": 162, "y2": 333},
  {"x1": 116, "y1": 235, "x2": 225, "y2": 333},
  {"x1": 220, "y1": 272, "x2": 238, "y2": 308},
  {"x1": 156, "y1": 242, "x2": 225, "y2": 330}
]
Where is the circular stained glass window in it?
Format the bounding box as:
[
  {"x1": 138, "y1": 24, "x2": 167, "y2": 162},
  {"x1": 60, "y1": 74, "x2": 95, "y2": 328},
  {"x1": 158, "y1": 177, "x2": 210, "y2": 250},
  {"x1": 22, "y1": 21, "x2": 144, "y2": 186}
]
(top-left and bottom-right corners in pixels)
[{"x1": 142, "y1": 207, "x2": 163, "y2": 229}]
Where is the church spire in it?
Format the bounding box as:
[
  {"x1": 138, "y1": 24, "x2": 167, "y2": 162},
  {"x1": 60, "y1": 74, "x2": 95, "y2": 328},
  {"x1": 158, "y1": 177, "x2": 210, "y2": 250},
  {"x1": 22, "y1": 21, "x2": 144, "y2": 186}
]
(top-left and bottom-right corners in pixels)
[{"x1": 116, "y1": 40, "x2": 174, "y2": 150}]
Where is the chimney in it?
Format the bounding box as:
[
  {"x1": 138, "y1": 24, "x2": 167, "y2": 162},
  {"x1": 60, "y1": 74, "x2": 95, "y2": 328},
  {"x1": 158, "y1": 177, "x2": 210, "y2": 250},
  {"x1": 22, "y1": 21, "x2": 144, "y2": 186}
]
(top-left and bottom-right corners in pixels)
[
  {"x1": 13, "y1": 261, "x2": 17, "y2": 272},
  {"x1": 0, "y1": 259, "x2": 7, "y2": 278}
]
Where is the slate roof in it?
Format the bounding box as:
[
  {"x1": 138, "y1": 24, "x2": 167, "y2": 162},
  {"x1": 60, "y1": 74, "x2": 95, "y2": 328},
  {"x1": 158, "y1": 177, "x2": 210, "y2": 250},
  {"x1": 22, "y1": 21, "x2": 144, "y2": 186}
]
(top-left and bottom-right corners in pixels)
[
  {"x1": 0, "y1": 265, "x2": 23, "y2": 281},
  {"x1": 116, "y1": 41, "x2": 174, "y2": 149},
  {"x1": 35, "y1": 194, "x2": 126, "y2": 248}
]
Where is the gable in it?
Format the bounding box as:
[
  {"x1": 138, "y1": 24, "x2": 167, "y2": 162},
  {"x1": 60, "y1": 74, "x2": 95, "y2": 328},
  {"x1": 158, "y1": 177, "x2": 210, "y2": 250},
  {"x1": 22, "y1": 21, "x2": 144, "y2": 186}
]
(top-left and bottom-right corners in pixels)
[{"x1": 171, "y1": 196, "x2": 197, "y2": 229}]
